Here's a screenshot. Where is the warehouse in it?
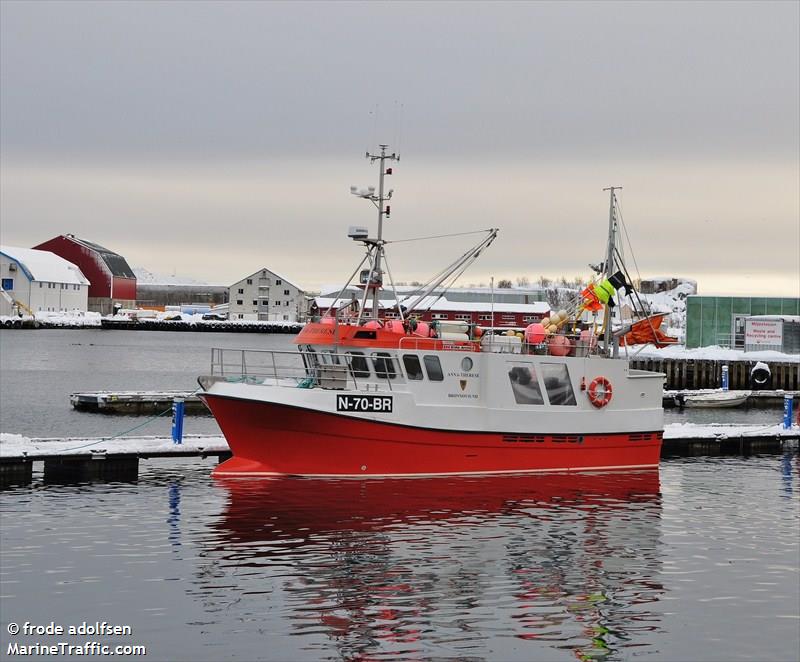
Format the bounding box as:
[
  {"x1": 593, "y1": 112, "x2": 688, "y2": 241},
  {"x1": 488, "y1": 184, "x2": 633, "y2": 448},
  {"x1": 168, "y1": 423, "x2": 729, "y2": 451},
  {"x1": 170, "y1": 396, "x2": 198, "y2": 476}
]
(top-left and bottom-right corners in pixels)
[
  {"x1": 33, "y1": 235, "x2": 137, "y2": 314},
  {"x1": 0, "y1": 245, "x2": 89, "y2": 315},
  {"x1": 229, "y1": 268, "x2": 305, "y2": 322},
  {"x1": 685, "y1": 295, "x2": 800, "y2": 349}
]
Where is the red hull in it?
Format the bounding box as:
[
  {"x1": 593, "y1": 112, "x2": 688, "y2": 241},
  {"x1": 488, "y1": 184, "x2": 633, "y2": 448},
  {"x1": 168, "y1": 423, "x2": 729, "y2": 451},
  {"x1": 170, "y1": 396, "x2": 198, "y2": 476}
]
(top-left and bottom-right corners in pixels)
[{"x1": 202, "y1": 394, "x2": 662, "y2": 477}]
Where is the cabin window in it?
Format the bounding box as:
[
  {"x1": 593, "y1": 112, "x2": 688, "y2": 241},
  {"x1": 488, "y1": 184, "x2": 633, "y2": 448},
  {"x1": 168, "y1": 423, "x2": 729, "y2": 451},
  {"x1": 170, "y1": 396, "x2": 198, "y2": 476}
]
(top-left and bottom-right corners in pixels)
[
  {"x1": 423, "y1": 355, "x2": 444, "y2": 381},
  {"x1": 455, "y1": 314, "x2": 472, "y2": 321},
  {"x1": 402, "y1": 354, "x2": 424, "y2": 380},
  {"x1": 326, "y1": 350, "x2": 340, "y2": 365},
  {"x1": 2, "y1": 278, "x2": 13, "y2": 290},
  {"x1": 540, "y1": 363, "x2": 577, "y2": 405},
  {"x1": 432, "y1": 313, "x2": 449, "y2": 320},
  {"x1": 346, "y1": 351, "x2": 370, "y2": 378},
  {"x1": 371, "y1": 352, "x2": 397, "y2": 379},
  {"x1": 508, "y1": 363, "x2": 545, "y2": 405}
]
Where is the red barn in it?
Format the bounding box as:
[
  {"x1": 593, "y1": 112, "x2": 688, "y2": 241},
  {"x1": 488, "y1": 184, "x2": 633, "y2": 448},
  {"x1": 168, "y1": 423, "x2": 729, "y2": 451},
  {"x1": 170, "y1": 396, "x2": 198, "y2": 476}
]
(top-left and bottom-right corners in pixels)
[{"x1": 33, "y1": 235, "x2": 136, "y2": 314}]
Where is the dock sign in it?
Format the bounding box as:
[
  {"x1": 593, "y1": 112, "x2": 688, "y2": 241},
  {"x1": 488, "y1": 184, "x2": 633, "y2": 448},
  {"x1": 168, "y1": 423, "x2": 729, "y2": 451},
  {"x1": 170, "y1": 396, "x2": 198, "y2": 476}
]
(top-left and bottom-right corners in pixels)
[
  {"x1": 337, "y1": 394, "x2": 393, "y2": 413},
  {"x1": 745, "y1": 319, "x2": 783, "y2": 350}
]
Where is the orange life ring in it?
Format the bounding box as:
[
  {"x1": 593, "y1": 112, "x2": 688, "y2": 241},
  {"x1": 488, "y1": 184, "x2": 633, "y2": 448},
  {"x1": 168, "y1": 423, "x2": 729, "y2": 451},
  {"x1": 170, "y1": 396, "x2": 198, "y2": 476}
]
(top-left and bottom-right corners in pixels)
[{"x1": 587, "y1": 376, "x2": 613, "y2": 408}]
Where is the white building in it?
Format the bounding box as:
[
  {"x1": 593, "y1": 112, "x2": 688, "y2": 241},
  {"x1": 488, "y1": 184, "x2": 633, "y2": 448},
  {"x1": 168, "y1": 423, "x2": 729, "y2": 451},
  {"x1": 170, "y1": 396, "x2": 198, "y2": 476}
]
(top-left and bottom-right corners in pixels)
[
  {"x1": 0, "y1": 245, "x2": 90, "y2": 316},
  {"x1": 228, "y1": 268, "x2": 304, "y2": 322}
]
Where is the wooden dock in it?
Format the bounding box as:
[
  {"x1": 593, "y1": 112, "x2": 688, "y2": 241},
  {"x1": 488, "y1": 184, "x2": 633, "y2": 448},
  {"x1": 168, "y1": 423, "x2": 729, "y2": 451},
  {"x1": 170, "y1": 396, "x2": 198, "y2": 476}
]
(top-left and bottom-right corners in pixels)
[
  {"x1": 2, "y1": 426, "x2": 797, "y2": 486},
  {"x1": 70, "y1": 388, "x2": 795, "y2": 414},
  {"x1": 71, "y1": 391, "x2": 207, "y2": 414},
  {"x1": 630, "y1": 357, "x2": 799, "y2": 391},
  {"x1": 662, "y1": 389, "x2": 798, "y2": 408}
]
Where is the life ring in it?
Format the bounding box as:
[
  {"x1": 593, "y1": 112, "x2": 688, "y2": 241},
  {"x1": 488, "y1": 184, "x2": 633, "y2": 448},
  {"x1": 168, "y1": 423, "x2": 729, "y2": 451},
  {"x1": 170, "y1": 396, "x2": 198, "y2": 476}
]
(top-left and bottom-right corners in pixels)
[{"x1": 587, "y1": 376, "x2": 613, "y2": 408}]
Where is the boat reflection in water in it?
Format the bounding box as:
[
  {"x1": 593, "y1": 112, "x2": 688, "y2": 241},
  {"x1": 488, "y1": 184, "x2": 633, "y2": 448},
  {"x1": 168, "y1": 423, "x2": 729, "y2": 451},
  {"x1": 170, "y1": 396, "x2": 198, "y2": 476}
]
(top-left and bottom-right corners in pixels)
[{"x1": 207, "y1": 471, "x2": 664, "y2": 661}]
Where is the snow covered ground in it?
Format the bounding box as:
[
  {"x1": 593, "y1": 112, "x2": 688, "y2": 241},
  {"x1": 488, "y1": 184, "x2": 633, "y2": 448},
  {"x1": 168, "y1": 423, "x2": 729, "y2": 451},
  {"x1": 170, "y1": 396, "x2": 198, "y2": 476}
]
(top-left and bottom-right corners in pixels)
[{"x1": 627, "y1": 343, "x2": 799, "y2": 362}]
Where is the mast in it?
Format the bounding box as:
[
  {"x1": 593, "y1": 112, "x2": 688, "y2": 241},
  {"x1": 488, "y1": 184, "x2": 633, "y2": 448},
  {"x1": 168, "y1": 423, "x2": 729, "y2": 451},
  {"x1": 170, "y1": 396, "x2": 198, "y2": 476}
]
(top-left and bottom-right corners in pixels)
[
  {"x1": 363, "y1": 145, "x2": 399, "y2": 319},
  {"x1": 602, "y1": 186, "x2": 621, "y2": 355}
]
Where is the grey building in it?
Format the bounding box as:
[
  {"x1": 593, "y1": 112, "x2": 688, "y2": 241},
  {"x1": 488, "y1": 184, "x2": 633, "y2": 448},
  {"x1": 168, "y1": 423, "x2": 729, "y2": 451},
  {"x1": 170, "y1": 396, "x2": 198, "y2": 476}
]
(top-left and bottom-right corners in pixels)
[{"x1": 229, "y1": 268, "x2": 304, "y2": 322}]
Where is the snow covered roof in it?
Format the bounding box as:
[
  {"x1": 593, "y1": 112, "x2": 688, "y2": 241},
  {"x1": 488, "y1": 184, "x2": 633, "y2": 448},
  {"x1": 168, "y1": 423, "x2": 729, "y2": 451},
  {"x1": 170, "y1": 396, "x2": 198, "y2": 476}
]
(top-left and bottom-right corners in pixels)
[
  {"x1": 0, "y1": 245, "x2": 89, "y2": 286},
  {"x1": 313, "y1": 296, "x2": 549, "y2": 314},
  {"x1": 319, "y1": 284, "x2": 546, "y2": 297},
  {"x1": 66, "y1": 236, "x2": 135, "y2": 279}
]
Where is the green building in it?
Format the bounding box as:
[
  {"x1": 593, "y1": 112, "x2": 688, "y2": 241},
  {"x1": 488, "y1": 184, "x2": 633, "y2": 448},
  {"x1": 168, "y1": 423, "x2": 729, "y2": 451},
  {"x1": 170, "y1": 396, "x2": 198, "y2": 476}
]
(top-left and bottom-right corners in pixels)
[{"x1": 685, "y1": 295, "x2": 800, "y2": 348}]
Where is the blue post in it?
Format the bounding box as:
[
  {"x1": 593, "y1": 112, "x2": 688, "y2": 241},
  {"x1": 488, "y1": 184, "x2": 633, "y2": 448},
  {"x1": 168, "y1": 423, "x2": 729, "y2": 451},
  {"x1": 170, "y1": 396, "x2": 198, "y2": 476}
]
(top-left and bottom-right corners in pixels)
[
  {"x1": 171, "y1": 398, "x2": 185, "y2": 444},
  {"x1": 783, "y1": 395, "x2": 794, "y2": 430},
  {"x1": 721, "y1": 365, "x2": 729, "y2": 391}
]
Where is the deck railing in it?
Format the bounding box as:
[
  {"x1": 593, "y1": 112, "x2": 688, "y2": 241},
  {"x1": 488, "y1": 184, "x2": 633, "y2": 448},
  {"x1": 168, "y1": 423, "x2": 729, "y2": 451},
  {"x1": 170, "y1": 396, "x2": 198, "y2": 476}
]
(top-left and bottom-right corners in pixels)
[{"x1": 209, "y1": 348, "x2": 396, "y2": 392}]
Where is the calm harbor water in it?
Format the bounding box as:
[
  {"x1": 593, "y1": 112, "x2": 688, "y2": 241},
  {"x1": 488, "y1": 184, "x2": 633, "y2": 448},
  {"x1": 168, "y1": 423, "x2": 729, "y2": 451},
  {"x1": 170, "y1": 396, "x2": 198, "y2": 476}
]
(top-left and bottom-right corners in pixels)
[{"x1": 1, "y1": 329, "x2": 798, "y2": 661}]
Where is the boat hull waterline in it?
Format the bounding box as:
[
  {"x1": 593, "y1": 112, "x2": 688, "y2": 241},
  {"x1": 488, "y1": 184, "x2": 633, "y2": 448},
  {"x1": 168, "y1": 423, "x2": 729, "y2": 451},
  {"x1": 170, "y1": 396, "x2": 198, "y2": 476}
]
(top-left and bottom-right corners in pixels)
[{"x1": 202, "y1": 394, "x2": 662, "y2": 477}]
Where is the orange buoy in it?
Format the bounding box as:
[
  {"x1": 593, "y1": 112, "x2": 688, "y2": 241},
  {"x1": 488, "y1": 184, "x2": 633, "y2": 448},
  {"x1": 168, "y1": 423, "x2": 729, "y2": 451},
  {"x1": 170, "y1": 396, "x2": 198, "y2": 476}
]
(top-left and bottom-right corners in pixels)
[{"x1": 587, "y1": 376, "x2": 613, "y2": 408}]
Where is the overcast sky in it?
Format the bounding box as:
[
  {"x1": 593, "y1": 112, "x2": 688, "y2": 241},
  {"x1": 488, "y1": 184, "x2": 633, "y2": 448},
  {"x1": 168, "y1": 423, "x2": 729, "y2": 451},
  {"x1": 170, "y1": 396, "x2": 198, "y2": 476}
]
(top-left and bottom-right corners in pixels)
[{"x1": 1, "y1": 1, "x2": 798, "y2": 295}]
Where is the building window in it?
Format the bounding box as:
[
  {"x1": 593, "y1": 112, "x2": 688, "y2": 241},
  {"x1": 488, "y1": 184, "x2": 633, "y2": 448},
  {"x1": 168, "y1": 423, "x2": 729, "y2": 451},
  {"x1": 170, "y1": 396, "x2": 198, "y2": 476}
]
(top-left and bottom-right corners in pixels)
[
  {"x1": 274, "y1": 301, "x2": 280, "y2": 307},
  {"x1": 236, "y1": 299, "x2": 243, "y2": 305},
  {"x1": 283, "y1": 315, "x2": 288, "y2": 320},
  {"x1": 285, "y1": 301, "x2": 289, "y2": 306},
  {"x1": 479, "y1": 314, "x2": 493, "y2": 321},
  {"x1": 284, "y1": 289, "x2": 290, "y2": 296},
  {"x1": 261, "y1": 300, "x2": 269, "y2": 307},
  {"x1": 238, "y1": 288, "x2": 244, "y2": 294},
  {"x1": 238, "y1": 314, "x2": 243, "y2": 319},
  {"x1": 252, "y1": 300, "x2": 258, "y2": 306},
  {"x1": 39, "y1": 283, "x2": 43, "y2": 288},
  {"x1": 276, "y1": 279, "x2": 282, "y2": 285},
  {"x1": 1, "y1": 278, "x2": 13, "y2": 290},
  {"x1": 523, "y1": 315, "x2": 538, "y2": 322},
  {"x1": 455, "y1": 314, "x2": 472, "y2": 321},
  {"x1": 246, "y1": 279, "x2": 252, "y2": 285},
  {"x1": 432, "y1": 313, "x2": 448, "y2": 320}
]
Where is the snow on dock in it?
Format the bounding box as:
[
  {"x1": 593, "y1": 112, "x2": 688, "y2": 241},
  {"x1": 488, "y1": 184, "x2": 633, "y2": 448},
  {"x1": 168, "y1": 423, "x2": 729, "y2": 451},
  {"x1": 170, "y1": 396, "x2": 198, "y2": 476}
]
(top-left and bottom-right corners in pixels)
[{"x1": 1, "y1": 425, "x2": 797, "y2": 485}]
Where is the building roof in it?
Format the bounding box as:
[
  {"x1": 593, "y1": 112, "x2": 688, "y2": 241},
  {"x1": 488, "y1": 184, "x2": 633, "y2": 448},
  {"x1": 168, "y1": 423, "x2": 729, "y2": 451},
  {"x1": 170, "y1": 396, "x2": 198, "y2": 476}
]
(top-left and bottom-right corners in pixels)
[
  {"x1": 64, "y1": 235, "x2": 136, "y2": 279},
  {"x1": 1, "y1": 246, "x2": 90, "y2": 285},
  {"x1": 232, "y1": 267, "x2": 302, "y2": 292},
  {"x1": 313, "y1": 296, "x2": 550, "y2": 315}
]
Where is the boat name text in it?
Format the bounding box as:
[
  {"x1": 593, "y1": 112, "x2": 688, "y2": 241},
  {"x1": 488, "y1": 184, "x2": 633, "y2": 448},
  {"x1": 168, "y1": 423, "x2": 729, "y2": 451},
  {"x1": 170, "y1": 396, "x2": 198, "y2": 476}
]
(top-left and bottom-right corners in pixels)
[{"x1": 336, "y1": 395, "x2": 393, "y2": 413}]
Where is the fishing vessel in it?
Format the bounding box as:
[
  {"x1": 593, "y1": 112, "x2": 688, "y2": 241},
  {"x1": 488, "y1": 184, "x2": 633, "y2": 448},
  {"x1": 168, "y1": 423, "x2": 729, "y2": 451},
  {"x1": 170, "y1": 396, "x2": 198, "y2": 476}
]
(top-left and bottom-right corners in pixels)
[{"x1": 199, "y1": 146, "x2": 665, "y2": 477}]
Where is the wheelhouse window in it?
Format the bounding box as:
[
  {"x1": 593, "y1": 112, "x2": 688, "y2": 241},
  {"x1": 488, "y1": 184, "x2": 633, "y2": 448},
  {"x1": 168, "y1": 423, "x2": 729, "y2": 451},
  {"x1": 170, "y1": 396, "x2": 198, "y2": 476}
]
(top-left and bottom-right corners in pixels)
[
  {"x1": 402, "y1": 354, "x2": 424, "y2": 380},
  {"x1": 346, "y1": 351, "x2": 370, "y2": 378},
  {"x1": 371, "y1": 352, "x2": 397, "y2": 379},
  {"x1": 423, "y1": 355, "x2": 444, "y2": 381},
  {"x1": 540, "y1": 363, "x2": 577, "y2": 405},
  {"x1": 508, "y1": 363, "x2": 544, "y2": 405}
]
